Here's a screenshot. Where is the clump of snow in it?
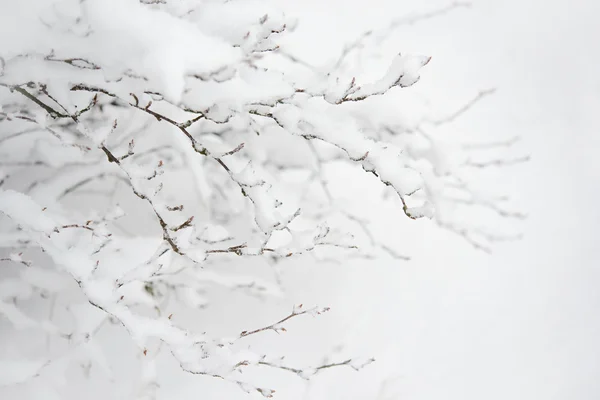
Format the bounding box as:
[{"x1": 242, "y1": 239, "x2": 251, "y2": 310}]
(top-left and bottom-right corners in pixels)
[
  {"x1": 0, "y1": 189, "x2": 56, "y2": 233},
  {"x1": 0, "y1": 359, "x2": 47, "y2": 386}
]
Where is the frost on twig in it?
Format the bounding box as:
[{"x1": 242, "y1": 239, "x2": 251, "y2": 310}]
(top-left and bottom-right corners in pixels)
[
  {"x1": 256, "y1": 355, "x2": 375, "y2": 380},
  {"x1": 239, "y1": 304, "x2": 330, "y2": 338}
]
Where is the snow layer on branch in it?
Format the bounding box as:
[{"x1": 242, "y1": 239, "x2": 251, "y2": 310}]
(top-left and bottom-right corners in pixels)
[
  {"x1": 189, "y1": 0, "x2": 291, "y2": 51},
  {"x1": 0, "y1": 189, "x2": 56, "y2": 233},
  {"x1": 348, "y1": 54, "x2": 431, "y2": 98},
  {"x1": 81, "y1": 0, "x2": 241, "y2": 102},
  {"x1": 183, "y1": 65, "x2": 295, "y2": 113},
  {"x1": 322, "y1": 54, "x2": 431, "y2": 104},
  {"x1": 232, "y1": 161, "x2": 299, "y2": 233},
  {"x1": 0, "y1": 0, "x2": 241, "y2": 103},
  {"x1": 0, "y1": 359, "x2": 47, "y2": 386},
  {"x1": 271, "y1": 101, "x2": 428, "y2": 205}
]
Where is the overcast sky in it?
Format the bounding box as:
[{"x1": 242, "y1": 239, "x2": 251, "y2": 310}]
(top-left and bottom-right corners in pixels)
[{"x1": 264, "y1": 0, "x2": 600, "y2": 399}]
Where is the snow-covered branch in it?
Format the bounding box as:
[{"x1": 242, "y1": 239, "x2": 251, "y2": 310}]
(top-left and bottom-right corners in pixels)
[{"x1": 0, "y1": 0, "x2": 521, "y2": 397}]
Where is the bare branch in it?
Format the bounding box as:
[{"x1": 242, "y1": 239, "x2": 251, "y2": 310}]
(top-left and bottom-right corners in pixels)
[
  {"x1": 239, "y1": 304, "x2": 330, "y2": 338},
  {"x1": 258, "y1": 356, "x2": 375, "y2": 379}
]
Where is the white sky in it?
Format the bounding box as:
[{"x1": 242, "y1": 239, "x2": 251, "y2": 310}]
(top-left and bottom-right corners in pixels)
[{"x1": 265, "y1": 0, "x2": 600, "y2": 399}]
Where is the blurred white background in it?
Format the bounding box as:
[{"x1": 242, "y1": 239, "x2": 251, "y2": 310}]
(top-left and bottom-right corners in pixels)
[{"x1": 255, "y1": 0, "x2": 600, "y2": 399}]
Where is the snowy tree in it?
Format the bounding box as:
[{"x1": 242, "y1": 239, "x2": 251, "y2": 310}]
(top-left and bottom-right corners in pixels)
[{"x1": 0, "y1": 0, "x2": 521, "y2": 398}]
